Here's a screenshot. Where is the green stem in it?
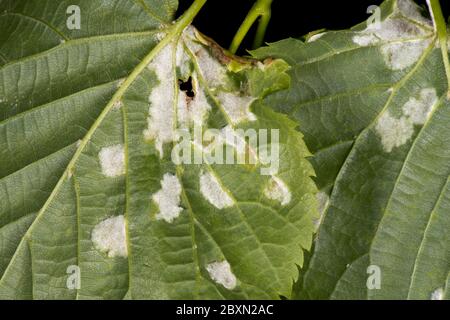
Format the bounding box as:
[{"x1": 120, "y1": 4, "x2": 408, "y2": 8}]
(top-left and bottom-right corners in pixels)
[
  {"x1": 427, "y1": 0, "x2": 450, "y2": 97},
  {"x1": 174, "y1": 0, "x2": 207, "y2": 33},
  {"x1": 229, "y1": 0, "x2": 273, "y2": 54}
]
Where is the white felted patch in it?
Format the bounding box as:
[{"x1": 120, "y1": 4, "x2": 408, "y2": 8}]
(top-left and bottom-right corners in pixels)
[
  {"x1": 263, "y1": 176, "x2": 292, "y2": 206},
  {"x1": 376, "y1": 112, "x2": 414, "y2": 153},
  {"x1": 430, "y1": 287, "x2": 444, "y2": 300},
  {"x1": 381, "y1": 40, "x2": 430, "y2": 70},
  {"x1": 351, "y1": 6, "x2": 432, "y2": 70},
  {"x1": 98, "y1": 144, "x2": 125, "y2": 177},
  {"x1": 376, "y1": 88, "x2": 437, "y2": 152},
  {"x1": 308, "y1": 32, "x2": 326, "y2": 42},
  {"x1": 353, "y1": 18, "x2": 428, "y2": 46},
  {"x1": 177, "y1": 74, "x2": 211, "y2": 127},
  {"x1": 92, "y1": 215, "x2": 128, "y2": 258},
  {"x1": 144, "y1": 44, "x2": 176, "y2": 158},
  {"x1": 183, "y1": 26, "x2": 227, "y2": 87},
  {"x1": 206, "y1": 260, "x2": 237, "y2": 290},
  {"x1": 199, "y1": 171, "x2": 234, "y2": 209},
  {"x1": 176, "y1": 40, "x2": 191, "y2": 78},
  {"x1": 352, "y1": 34, "x2": 379, "y2": 46},
  {"x1": 399, "y1": 0, "x2": 433, "y2": 26},
  {"x1": 402, "y1": 88, "x2": 437, "y2": 124},
  {"x1": 153, "y1": 174, "x2": 183, "y2": 223},
  {"x1": 193, "y1": 46, "x2": 226, "y2": 87},
  {"x1": 217, "y1": 91, "x2": 257, "y2": 125},
  {"x1": 112, "y1": 100, "x2": 123, "y2": 111}
]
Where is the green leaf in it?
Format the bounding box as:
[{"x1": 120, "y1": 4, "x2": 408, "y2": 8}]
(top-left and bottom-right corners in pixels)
[
  {"x1": 253, "y1": 0, "x2": 450, "y2": 300},
  {"x1": 0, "y1": 0, "x2": 317, "y2": 299}
]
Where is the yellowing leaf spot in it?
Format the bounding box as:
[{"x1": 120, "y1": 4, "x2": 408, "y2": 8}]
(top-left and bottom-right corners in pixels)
[
  {"x1": 91, "y1": 215, "x2": 128, "y2": 258},
  {"x1": 153, "y1": 173, "x2": 183, "y2": 223},
  {"x1": 199, "y1": 171, "x2": 234, "y2": 209},
  {"x1": 98, "y1": 144, "x2": 125, "y2": 177},
  {"x1": 206, "y1": 260, "x2": 237, "y2": 290}
]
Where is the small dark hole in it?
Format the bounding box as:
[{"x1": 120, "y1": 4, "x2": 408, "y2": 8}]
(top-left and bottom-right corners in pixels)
[{"x1": 178, "y1": 77, "x2": 195, "y2": 98}]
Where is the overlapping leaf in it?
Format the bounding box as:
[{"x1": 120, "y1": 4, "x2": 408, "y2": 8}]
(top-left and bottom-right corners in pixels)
[{"x1": 253, "y1": 0, "x2": 450, "y2": 299}]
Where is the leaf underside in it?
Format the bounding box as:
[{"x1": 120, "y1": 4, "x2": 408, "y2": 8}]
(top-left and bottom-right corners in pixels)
[
  {"x1": 0, "y1": 0, "x2": 317, "y2": 299},
  {"x1": 253, "y1": 0, "x2": 450, "y2": 300}
]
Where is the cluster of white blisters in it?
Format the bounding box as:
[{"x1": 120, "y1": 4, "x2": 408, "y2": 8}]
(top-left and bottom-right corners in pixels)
[
  {"x1": 140, "y1": 27, "x2": 294, "y2": 287},
  {"x1": 92, "y1": 145, "x2": 128, "y2": 258},
  {"x1": 352, "y1": 0, "x2": 434, "y2": 71},
  {"x1": 199, "y1": 171, "x2": 234, "y2": 209},
  {"x1": 98, "y1": 144, "x2": 125, "y2": 177},
  {"x1": 376, "y1": 88, "x2": 437, "y2": 152},
  {"x1": 153, "y1": 173, "x2": 183, "y2": 223},
  {"x1": 144, "y1": 44, "x2": 177, "y2": 158}
]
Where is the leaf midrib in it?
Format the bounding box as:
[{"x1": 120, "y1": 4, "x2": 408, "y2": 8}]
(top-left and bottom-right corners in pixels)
[{"x1": 0, "y1": 5, "x2": 199, "y2": 288}]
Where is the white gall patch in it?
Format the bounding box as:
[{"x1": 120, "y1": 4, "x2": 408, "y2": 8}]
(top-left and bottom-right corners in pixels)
[
  {"x1": 398, "y1": 0, "x2": 433, "y2": 26},
  {"x1": 98, "y1": 144, "x2": 125, "y2": 177},
  {"x1": 177, "y1": 74, "x2": 211, "y2": 127},
  {"x1": 217, "y1": 92, "x2": 257, "y2": 125},
  {"x1": 351, "y1": 7, "x2": 432, "y2": 70},
  {"x1": 92, "y1": 215, "x2": 128, "y2": 258},
  {"x1": 376, "y1": 112, "x2": 414, "y2": 153},
  {"x1": 153, "y1": 174, "x2": 183, "y2": 223},
  {"x1": 263, "y1": 176, "x2": 292, "y2": 206},
  {"x1": 430, "y1": 287, "x2": 444, "y2": 300},
  {"x1": 199, "y1": 171, "x2": 234, "y2": 209},
  {"x1": 112, "y1": 100, "x2": 123, "y2": 111},
  {"x1": 402, "y1": 88, "x2": 437, "y2": 124},
  {"x1": 381, "y1": 40, "x2": 430, "y2": 71},
  {"x1": 308, "y1": 32, "x2": 326, "y2": 42},
  {"x1": 206, "y1": 260, "x2": 237, "y2": 290},
  {"x1": 144, "y1": 44, "x2": 176, "y2": 158},
  {"x1": 196, "y1": 49, "x2": 227, "y2": 87},
  {"x1": 376, "y1": 88, "x2": 437, "y2": 152},
  {"x1": 352, "y1": 34, "x2": 379, "y2": 47}
]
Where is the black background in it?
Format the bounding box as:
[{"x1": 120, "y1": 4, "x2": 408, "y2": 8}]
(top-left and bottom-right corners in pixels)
[{"x1": 177, "y1": 0, "x2": 450, "y2": 54}]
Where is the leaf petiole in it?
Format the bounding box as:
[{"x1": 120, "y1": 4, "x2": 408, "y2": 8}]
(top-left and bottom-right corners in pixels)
[
  {"x1": 427, "y1": 0, "x2": 450, "y2": 98},
  {"x1": 229, "y1": 0, "x2": 273, "y2": 54}
]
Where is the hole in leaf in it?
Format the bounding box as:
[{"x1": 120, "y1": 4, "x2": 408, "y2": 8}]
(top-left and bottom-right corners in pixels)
[{"x1": 178, "y1": 77, "x2": 195, "y2": 98}]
